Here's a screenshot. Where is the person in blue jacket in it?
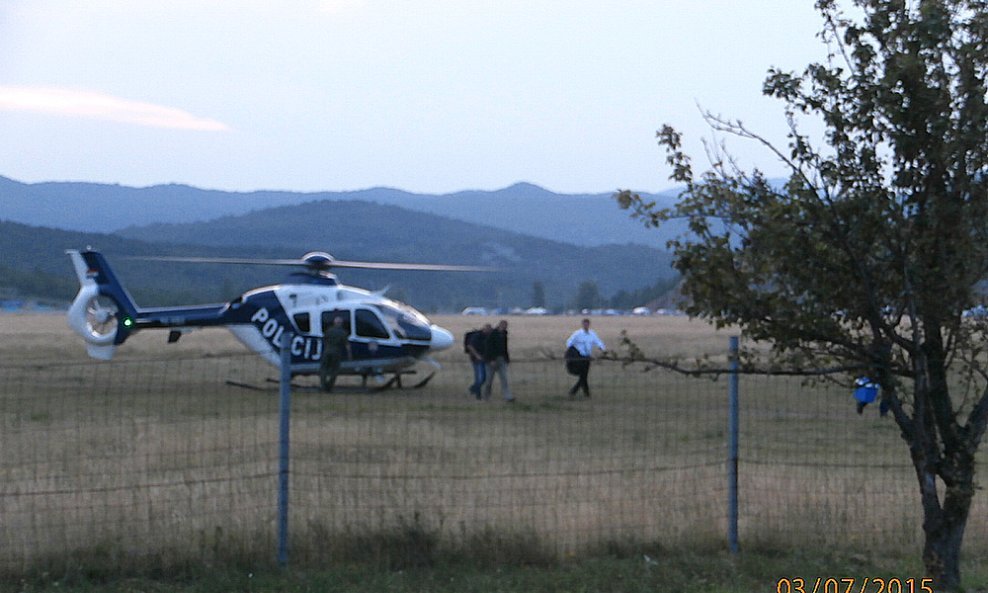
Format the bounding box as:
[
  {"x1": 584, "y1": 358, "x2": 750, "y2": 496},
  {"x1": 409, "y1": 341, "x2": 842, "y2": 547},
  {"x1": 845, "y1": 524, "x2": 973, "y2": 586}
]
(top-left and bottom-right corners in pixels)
[{"x1": 854, "y1": 376, "x2": 888, "y2": 416}]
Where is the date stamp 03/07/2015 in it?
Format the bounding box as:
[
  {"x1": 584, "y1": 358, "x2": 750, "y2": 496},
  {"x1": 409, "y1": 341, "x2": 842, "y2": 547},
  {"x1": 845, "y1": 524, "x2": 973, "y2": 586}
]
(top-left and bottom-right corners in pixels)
[{"x1": 776, "y1": 577, "x2": 935, "y2": 593}]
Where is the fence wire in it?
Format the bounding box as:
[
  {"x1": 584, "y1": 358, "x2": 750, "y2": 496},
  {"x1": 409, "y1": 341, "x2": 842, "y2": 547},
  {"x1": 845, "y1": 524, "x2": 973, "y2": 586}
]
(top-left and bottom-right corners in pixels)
[{"x1": 0, "y1": 353, "x2": 985, "y2": 572}]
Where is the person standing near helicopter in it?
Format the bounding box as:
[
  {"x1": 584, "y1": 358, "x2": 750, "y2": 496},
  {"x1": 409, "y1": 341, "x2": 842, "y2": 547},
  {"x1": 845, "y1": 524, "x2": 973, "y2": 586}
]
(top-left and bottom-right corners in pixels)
[{"x1": 320, "y1": 315, "x2": 352, "y2": 392}]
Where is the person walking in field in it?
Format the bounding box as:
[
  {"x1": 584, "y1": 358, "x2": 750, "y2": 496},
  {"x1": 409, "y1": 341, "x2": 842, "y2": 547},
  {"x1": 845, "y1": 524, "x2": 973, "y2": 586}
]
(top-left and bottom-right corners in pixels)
[
  {"x1": 320, "y1": 315, "x2": 351, "y2": 392},
  {"x1": 464, "y1": 323, "x2": 491, "y2": 400},
  {"x1": 483, "y1": 320, "x2": 514, "y2": 402},
  {"x1": 565, "y1": 318, "x2": 606, "y2": 398}
]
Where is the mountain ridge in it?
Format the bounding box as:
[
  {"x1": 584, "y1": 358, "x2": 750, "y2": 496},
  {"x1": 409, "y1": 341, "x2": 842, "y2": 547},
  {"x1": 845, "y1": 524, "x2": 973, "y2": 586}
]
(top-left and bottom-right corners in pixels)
[
  {"x1": 1, "y1": 204, "x2": 675, "y2": 312},
  {"x1": 0, "y1": 175, "x2": 680, "y2": 311},
  {"x1": 0, "y1": 175, "x2": 682, "y2": 248}
]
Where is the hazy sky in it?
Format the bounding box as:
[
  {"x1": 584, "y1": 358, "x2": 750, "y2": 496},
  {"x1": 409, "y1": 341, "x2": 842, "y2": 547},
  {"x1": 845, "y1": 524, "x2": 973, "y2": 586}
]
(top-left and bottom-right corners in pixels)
[{"x1": 0, "y1": 1, "x2": 829, "y2": 195}]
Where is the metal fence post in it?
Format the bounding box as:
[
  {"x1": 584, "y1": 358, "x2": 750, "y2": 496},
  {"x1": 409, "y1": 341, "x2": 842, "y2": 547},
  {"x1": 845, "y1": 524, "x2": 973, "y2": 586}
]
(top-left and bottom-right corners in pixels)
[
  {"x1": 277, "y1": 333, "x2": 293, "y2": 567},
  {"x1": 728, "y1": 335, "x2": 740, "y2": 554}
]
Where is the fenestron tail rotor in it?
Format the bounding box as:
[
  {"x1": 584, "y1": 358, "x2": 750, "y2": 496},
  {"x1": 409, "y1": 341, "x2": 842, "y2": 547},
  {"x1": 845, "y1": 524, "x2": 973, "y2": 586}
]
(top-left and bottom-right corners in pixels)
[{"x1": 84, "y1": 295, "x2": 119, "y2": 339}]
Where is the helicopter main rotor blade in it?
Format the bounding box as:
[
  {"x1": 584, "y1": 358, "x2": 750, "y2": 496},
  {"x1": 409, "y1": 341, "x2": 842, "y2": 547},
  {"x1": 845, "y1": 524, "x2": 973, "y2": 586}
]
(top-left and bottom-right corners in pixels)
[
  {"x1": 123, "y1": 255, "x2": 493, "y2": 272},
  {"x1": 328, "y1": 260, "x2": 492, "y2": 272},
  {"x1": 125, "y1": 256, "x2": 305, "y2": 266}
]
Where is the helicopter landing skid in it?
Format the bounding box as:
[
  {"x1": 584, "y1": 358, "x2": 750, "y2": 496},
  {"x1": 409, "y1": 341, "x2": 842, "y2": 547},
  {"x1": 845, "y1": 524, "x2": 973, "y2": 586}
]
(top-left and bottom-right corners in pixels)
[
  {"x1": 358, "y1": 370, "x2": 436, "y2": 390},
  {"x1": 410, "y1": 372, "x2": 435, "y2": 389},
  {"x1": 314, "y1": 372, "x2": 434, "y2": 393},
  {"x1": 225, "y1": 380, "x2": 271, "y2": 392},
  {"x1": 226, "y1": 379, "x2": 324, "y2": 393},
  {"x1": 237, "y1": 369, "x2": 436, "y2": 393}
]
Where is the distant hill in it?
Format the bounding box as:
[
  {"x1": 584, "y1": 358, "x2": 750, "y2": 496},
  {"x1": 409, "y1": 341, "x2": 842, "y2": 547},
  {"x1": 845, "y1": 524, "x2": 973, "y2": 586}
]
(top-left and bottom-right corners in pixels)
[
  {"x1": 0, "y1": 221, "x2": 298, "y2": 305},
  {"x1": 2, "y1": 197, "x2": 676, "y2": 311},
  {"x1": 1, "y1": 174, "x2": 683, "y2": 310},
  {"x1": 114, "y1": 199, "x2": 676, "y2": 310},
  {"x1": 0, "y1": 176, "x2": 683, "y2": 248},
  {"x1": 341, "y1": 182, "x2": 685, "y2": 248},
  {"x1": 0, "y1": 175, "x2": 309, "y2": 234}
]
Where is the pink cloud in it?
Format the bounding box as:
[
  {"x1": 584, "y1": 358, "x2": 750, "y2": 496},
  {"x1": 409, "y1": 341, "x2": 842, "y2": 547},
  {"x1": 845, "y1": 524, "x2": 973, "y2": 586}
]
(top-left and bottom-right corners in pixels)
[{"x1": 0, "y1": 86, "x2": 231, "y2": 131}]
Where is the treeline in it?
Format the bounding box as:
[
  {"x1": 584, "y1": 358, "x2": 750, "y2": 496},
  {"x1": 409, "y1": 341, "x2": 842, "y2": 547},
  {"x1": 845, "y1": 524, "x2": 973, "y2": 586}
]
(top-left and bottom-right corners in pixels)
[
  {"x1": 0, "y1": 265, "x2": 77, "y2": 302},
  {"x1": 565, "y1": 276, "x2": 681, "y2": 312}
]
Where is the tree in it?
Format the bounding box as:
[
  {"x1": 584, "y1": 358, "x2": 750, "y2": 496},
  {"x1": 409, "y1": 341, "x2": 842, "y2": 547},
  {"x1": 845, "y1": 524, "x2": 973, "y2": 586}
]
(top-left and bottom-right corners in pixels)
[
  {"x1": 609, "y1": 276, "x2": 681, "y2": 310},
  {"x1": 573, "y1": 280, "x2": 603, "y2": 311},
  {"x1": 616, "y1": 1, "x2": 988, "y2": 589},
  {"x1": 532, "y1": 281, "x2": 546, "y2": 308}
]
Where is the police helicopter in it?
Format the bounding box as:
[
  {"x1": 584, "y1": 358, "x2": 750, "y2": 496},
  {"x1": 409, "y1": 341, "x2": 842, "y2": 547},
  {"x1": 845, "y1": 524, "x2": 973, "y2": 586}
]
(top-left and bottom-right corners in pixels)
[{"x1": 65, "y1": 248, "x2": 485, "y2": 390}]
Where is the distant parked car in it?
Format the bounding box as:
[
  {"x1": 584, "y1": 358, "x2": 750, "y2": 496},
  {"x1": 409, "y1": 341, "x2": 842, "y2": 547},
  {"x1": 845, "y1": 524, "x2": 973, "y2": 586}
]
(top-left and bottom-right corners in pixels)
[
  {"x1": 461, "y1": 307, "x2": 489, "y2": 316},
  {"x1": 524, "y1": 307, "x2": 549, "y2": 315}
]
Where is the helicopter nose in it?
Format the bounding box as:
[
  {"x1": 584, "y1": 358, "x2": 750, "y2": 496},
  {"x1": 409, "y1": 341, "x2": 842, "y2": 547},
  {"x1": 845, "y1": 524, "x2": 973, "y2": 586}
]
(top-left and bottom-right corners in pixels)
[{"x1": 429, "y1": 325, "x2": 454, "y2": 351}]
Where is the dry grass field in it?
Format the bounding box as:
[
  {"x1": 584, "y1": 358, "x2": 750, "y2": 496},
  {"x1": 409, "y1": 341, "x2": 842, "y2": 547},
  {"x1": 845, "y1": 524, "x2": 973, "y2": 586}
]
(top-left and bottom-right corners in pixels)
[
  {"x1": 1, "y1": 312, "x2": 986, "y2": 575},
  {"x1": 0, "y1": 311, "x2": 733, "y2": 365}
]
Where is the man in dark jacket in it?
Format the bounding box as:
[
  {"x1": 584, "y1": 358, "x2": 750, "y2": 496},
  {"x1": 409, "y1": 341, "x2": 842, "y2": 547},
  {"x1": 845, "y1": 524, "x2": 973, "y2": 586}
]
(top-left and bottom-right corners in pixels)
[
  {"x1": 482, "y1": 320, "x2": 514, "y2": 402},
  {"x1": 465, "y1": 324, "x2": 491, "y2": 399},
  {"x1": 320, "y1": 315, "x2": 351, "y2": 392}
]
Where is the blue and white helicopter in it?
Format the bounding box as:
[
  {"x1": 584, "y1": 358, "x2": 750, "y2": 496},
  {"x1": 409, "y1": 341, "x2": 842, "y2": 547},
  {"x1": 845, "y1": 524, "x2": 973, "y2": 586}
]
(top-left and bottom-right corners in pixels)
[{"x1": 66, "y1": 249, "x2": 482, "y2": 389}]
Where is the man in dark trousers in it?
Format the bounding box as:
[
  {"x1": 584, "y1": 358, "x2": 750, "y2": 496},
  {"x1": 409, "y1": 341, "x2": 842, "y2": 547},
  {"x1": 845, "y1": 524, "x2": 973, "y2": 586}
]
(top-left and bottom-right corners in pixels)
[
  {"x1": 565, "y1": 318, "x2": 606, "y2": 398},
  {"x1": 482, "y1": 320, "x2": 514, "y2": 402},
  {"x1": 465, "y1": 323, "x2": 491, "y2": 400},
  {"x1": 320, "y1": 315, "x2": 351, "y2": 392}
]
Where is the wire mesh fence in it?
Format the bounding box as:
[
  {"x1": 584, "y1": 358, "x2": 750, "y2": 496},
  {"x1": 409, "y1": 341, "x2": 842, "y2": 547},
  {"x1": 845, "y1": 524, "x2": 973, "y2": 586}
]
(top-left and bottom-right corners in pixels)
[
  {"x1": 0, "y1": 354, "x2": 280, "y2": 571},
  {"x1": 1, "y1": 352, "x2": 986, "y2": 572}
]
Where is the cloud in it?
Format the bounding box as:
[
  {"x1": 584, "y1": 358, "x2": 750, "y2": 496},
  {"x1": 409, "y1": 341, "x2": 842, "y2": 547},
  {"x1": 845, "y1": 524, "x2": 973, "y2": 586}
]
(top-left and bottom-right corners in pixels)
[{"x1": 0, "y1": 86, "x2": 232, "y2": 131}]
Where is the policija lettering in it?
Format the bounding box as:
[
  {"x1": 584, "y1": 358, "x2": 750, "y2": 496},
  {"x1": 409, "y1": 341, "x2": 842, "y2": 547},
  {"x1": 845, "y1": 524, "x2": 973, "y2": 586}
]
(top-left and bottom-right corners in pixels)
[{"x1": 251, "y1": 307, "x2": 323, "y2": 361}]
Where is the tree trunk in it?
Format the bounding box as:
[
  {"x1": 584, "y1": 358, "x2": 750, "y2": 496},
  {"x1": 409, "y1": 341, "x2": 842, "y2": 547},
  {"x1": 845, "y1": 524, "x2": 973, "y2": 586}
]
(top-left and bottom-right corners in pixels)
[
  {"x1": 915, "y1": 464, "x2": 975, "y2": 591},
  {"x1": 878, "y1": 377, "x2": 974, "y2": 592},
  {"x1": 905, "y1": 335, "x2": 975, "y2": 591}
]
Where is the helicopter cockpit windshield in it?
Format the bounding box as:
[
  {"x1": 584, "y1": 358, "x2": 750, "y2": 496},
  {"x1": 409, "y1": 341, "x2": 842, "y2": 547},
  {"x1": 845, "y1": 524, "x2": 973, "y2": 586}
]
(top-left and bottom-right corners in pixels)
[{"x1": 377, "y1": 302, "x2": 432, "y2": 342}]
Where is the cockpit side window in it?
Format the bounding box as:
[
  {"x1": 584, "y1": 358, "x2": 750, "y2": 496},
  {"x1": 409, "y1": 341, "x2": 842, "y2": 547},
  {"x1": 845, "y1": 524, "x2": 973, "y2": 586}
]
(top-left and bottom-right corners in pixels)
[
  {"x1": 354, "y1": 309, "x2": 389, "y2": 339},
  {"x1": 321, "y1": 310, "x2": 352, "y2": 335}
]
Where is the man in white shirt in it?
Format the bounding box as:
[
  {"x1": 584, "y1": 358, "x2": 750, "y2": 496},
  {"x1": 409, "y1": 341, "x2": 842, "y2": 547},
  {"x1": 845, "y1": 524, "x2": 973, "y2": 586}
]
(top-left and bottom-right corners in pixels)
[{"x1": 565, "y1": 318, "x2": 606, "y2": 398}]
